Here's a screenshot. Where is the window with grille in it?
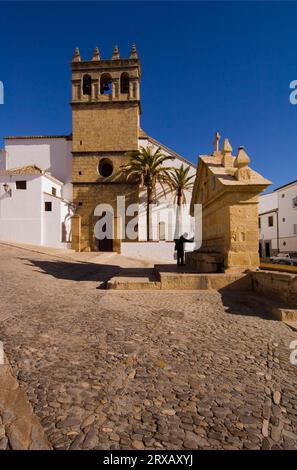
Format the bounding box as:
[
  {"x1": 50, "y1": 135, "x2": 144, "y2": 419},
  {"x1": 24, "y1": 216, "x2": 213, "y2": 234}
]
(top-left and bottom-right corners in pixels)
[
  {"x1": 16, "y1": 180, "x2": 27, "y2": 190},
  {"x1": 45, "y1": 202, "x2": 52, "y2": 212}
]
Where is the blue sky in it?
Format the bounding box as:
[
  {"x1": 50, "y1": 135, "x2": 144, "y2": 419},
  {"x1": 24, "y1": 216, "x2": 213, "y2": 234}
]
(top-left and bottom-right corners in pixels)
[{"x1": 0, "y1": 1, "x2": 296, "y2": 189}]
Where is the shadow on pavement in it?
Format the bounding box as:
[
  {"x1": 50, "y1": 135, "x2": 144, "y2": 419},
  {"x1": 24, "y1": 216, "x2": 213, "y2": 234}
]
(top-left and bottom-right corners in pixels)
[{"x1": 219, "y1": 290, "x2": 275, "y2": 320}]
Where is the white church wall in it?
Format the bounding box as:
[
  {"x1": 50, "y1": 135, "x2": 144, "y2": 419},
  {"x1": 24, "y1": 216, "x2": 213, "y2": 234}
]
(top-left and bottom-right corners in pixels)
[
  {"x1": 121, "y1": 241, "x2": 176, "y2": 262},
  {"x1": 121, "y1": 240, "x2": 195, "y2": 262},
  {"x1": 0, "y1": 174, "x2": 42, "y2": 245}
]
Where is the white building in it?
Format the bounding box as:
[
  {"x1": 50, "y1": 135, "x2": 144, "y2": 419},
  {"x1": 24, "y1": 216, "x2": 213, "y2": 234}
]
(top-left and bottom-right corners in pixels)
[
  {"x1": 259, "y1": 179, "x2": 297, "y2": 258},
  {"x1": 0, "y1": 136, "x2": 74, "y2": 249}
]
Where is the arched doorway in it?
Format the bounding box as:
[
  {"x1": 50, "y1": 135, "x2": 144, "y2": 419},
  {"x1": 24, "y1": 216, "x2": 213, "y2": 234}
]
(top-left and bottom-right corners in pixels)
[{"x1": 93, "y1": 210, "x2": 114, "y2": 252}]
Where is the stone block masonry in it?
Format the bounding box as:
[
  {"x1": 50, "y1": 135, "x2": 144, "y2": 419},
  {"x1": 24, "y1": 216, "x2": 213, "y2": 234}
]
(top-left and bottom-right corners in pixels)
[
  {"x1": 252, "y1": 270, "x2": 297, "y2": 308},
  {"x1": 188, "y1": 137, "x2": 271, "y2": 273}
]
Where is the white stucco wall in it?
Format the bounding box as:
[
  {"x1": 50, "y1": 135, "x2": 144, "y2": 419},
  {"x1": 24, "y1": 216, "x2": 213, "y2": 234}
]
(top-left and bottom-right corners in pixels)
[
  {"x1": 258, "y1": 192, "x2": 278, "y2": 253},
  {"x1": 4, "y1": 138, "x2": 72, "y2": 201},
  {"x1": 276, "y1": 182, "x2": 297, "y2": 252},
  {"x1": 121, "y1": 241, "x2": 195, "y2": 263},
  {"x1": 0, "y1": 171, "x2": 72, "y2": 248},
  {"x1": 41, "y1": 175, "x2": 62, "y2": 198},
  {"x1": 259, "y1": 184, "x2": 297, "y2": 254},
  {"x1": 42, "y1": 193, "x2": 73, "y2": 248},
  {"x1": 121, "y1": 242, "x2": 174, "y2": 262},
  {"x1": 259, "y1": 192, "x2": 278, "y2": 215},
  {"x1": 0, "y1": 174, "x2": 42, "y2": 244}
]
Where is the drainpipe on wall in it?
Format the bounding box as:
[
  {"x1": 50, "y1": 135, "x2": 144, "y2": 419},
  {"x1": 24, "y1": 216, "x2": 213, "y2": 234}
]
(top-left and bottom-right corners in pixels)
[{"x1": 276, "y1": 208, "x2": 280, "y2": 253}]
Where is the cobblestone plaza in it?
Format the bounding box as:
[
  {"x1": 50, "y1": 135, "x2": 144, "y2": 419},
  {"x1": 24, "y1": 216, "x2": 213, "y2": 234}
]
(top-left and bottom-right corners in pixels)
[{"x1": 0, "y1": 244, "x2": 297, "y2": 450}]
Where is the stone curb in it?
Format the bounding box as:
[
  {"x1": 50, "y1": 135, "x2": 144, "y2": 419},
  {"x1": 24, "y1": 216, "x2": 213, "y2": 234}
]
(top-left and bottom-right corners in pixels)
[{"x1": 0, "y1": 352, "x2": 51, "y2": 450}]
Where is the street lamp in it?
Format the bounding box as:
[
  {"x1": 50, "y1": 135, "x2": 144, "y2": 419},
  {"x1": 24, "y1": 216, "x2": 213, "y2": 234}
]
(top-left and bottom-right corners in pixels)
[{"x1": 3, "y1": 183, "x2": 12, "y2": 196}]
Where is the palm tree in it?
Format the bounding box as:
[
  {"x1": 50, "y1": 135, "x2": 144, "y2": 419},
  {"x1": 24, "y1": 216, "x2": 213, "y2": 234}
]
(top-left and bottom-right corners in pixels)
[
  {"x1": 169, "y1": 164, "x2": 194, "y2": 206},
  {"x1": 169, "y1": 164, "x2": 194, "y2": 239},
  {"x1": 121, "y1": 146, "x2": 174, "y2": 240}
]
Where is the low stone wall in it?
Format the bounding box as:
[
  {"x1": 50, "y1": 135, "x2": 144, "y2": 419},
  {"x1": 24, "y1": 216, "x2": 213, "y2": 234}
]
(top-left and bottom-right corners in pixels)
[
  {"x1": 159, "y1": 272, "x2": 252, "y2": 291},
  {"x1": 0, "y1": 352, "x2": 51, "y2": 450},
  {"x1": 252, "y1": 270, "x2": 297, "y2": 308}
]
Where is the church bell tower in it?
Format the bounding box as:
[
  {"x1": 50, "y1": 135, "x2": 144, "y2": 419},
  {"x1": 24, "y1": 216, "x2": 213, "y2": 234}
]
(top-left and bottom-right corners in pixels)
[{"x1": 71, "y1": 44, "x2": 141, "y2": 252}]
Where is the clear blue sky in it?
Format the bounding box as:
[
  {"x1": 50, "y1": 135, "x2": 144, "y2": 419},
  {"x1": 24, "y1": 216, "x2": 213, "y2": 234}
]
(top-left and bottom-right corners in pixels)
[{"x1": 0, "y1": 1, "x2": 296, "y2": 189}]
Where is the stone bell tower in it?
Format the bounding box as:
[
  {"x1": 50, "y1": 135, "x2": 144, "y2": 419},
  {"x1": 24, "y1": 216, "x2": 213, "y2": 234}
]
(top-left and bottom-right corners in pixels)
[{"x1": 71, "y1": 45, "x2": 141, "y2": 252}]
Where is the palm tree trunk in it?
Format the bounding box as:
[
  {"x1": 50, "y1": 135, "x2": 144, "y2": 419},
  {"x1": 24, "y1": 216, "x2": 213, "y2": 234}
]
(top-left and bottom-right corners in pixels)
[
  {"x1": 174, "y1": 191, "x2": 183, "y2": 239},
  {"x1": 147, "y1": 185, "x2": 153, "y2": 241}
]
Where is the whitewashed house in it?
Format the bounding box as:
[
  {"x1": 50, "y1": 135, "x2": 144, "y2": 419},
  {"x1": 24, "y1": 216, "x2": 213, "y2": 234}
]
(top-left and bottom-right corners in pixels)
[
  {"x1": 0, "y1": 136, "x2": 74, "y2": 248},
  {"x1": 259, "y1": 179, "x2": 297, "y2": 257}
]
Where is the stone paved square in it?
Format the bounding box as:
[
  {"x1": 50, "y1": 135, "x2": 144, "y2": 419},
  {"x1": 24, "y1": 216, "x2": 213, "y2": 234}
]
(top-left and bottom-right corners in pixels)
[{"x1": 0, "y1": 244, "x2": 297, "y2": 450}]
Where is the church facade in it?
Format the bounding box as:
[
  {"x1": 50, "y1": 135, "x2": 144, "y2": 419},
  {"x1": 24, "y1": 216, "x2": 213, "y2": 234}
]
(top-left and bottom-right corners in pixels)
[{"x1": 0, "y1": 45, "x2": 196, "y2": 260}]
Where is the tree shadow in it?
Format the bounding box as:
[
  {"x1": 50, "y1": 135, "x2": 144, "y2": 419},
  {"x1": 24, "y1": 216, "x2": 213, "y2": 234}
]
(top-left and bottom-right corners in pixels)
[
  {"x1": 18, "y1": 257, "x2": 162, "y2": 285},
  {"x1": 19, "y1": 257, "x2": 121, "y2": 285}
]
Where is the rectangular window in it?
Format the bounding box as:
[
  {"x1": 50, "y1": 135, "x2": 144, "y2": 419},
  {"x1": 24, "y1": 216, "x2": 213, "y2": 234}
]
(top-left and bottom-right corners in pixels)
[
  {"x1": 52, "y1": 187, "x2": 56, "y2": 197},
  {"x1": 16, "y1": 180, "x2": 27, "y2": 190},
  {"x1": 258, "y1": 218, "x2": 261, "y2": 229},
  {"x1": 293, "y1": 196, "x2": 297, "y2": 208},
  {"x1": 44, "y1": 202, "x2": 52, "y2": 212},
  {"x1": 294, "y1": 224, "x2": 297, "y2": 235},
  {"x1": 268, "y1": 216, "x2": 274, "y2": 227}
]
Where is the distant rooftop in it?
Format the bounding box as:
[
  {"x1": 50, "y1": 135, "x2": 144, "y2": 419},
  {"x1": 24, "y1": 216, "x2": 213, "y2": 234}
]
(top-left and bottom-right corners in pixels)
[
  {"x1": 274, "y1": 179, "x2": 297, "y2": 192},
  {"x1": 5, "y1": 135, "x2": 71, "y2": 141},
  {"x1": 0, "y1": 165, "x2": 64, "y2": 184},
  {"x1": 0, "y1": 164, "x2": 43, "y2": 175}
]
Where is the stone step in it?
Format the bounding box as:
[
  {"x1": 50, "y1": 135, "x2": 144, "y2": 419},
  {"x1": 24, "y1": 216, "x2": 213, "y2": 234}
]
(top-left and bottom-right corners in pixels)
[
  {"x1": 107, "y1": 267, "x2": 161, "y2": 290},
  {"x1": 157, "y1": 271, "x2": 252, "y2": 290},
  {"x1": 107, "y1": 276, "x2": 161, "y2": 290},
  {"x1": 106, "y1": 269, "x2": 253, "y2": 291}
]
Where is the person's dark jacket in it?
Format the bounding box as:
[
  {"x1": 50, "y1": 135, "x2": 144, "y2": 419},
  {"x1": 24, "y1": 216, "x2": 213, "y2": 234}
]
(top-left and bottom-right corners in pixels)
[{"x1": 174, "y1": 235, "x2": 194, "y2": 253}]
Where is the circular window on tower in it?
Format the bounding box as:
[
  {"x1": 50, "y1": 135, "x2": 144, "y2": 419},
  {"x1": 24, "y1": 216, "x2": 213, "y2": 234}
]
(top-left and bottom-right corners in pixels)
[{"x1": 98, "y1": 158, "x2": 113, "y2": 178}]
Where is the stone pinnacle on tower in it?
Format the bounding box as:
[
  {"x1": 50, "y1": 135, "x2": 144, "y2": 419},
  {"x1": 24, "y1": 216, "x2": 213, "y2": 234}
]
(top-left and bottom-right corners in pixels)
[
  {"x1": 92, "y1": 46, "x2": 101, "y2": 61},
  {"x1": 234, "y1": 146, "x2": 251, "y2": 168},
  {"x1": 72, "y1": 47, "x2": 81, "y2": 62},
  {"x1": 222, "y1": 138, "x2": 233, "y2": 168},
  {"x1": 234, "y1": 146, "x2": 251, "y2": 180},
  {"x1": 111, "y1": 45, "x2": 120, "y2": 60},
  {"x1": 130, "y1": 43, "x2": 138, "y2": 59}
]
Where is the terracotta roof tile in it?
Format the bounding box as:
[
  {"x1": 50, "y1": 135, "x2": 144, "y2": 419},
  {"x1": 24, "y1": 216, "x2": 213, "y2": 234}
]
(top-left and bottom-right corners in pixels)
[{"x1": 0, "y1": 165, "x2": 43, "y2": 175}]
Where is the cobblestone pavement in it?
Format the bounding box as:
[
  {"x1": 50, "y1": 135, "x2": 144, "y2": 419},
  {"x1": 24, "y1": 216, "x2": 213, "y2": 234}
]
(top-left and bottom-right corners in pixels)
[{"x1": 0, "y1": 244, "x2": 297, "y2": 450}]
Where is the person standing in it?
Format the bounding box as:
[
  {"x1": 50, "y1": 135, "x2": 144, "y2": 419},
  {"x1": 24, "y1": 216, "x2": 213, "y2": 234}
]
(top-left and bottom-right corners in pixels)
[{"x1": 174, "y1": 233, "x2": 194, "y2": 266}]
